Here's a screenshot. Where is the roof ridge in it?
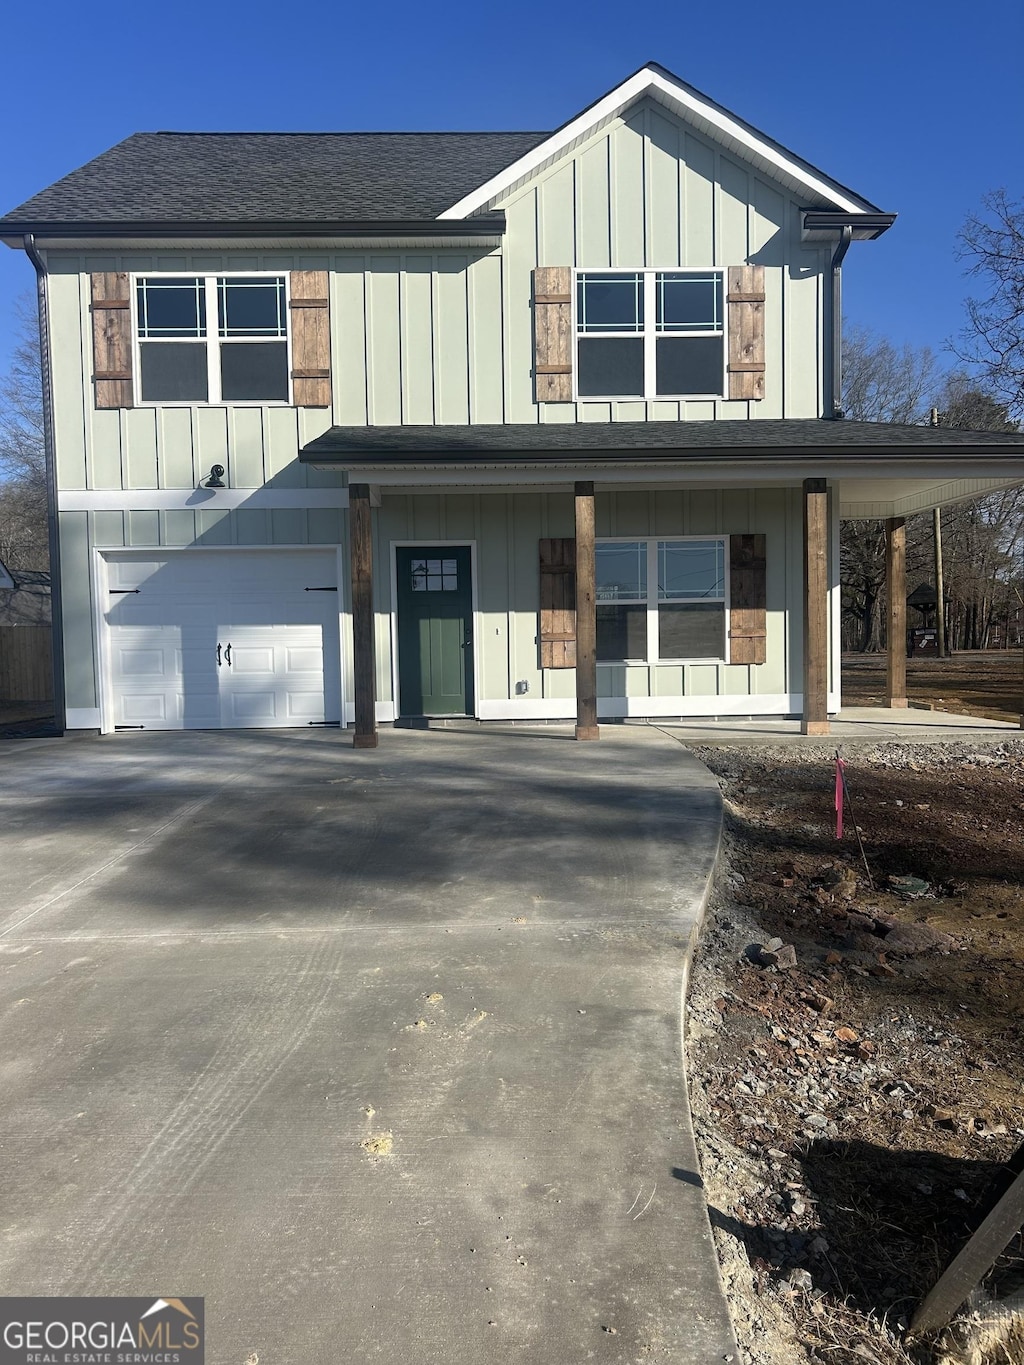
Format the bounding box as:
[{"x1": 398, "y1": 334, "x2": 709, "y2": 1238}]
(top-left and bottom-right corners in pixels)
[{"x1": 148, "y1": 129, "x2": 550, "y2": 138}]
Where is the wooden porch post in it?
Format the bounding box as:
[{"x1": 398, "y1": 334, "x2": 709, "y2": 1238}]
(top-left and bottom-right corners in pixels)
[
  {"x1": 349, "y1": 482, "x2": 378, "y2": 749},
  {"x1": 886, "y1": 516, "x2": 908, "y2": 708},
  {"x1": 574, "y1": 480, "x2": 599, "y2": 740},
  {"x1": 801, "y1": 478, "x2": 830, "y2": 736}
]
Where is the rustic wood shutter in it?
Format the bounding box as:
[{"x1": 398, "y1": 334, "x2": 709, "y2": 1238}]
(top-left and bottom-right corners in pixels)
[
  {"x1": 289, "y1": 270, "x2": 331, "y2": 408},
  {"x1": 539, "y1": 537, "x2": 576, "y2": 667},
  {"x1": 91, "y1": 272, "x2": 133, "y2": 409},
  {"x1": 727, "y1": 265, "x2": 765, "y2": 401},
  {"x1": 729, "y1": 533, "x2": 767, "y2": 664},
  {"x1": 533, "y1": 267, "x2": 573, "y2": 403}
]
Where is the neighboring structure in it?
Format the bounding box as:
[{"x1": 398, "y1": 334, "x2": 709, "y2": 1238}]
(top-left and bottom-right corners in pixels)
[{"x1": 3, "y1": 63, "x2": 1024, "y2": 741}]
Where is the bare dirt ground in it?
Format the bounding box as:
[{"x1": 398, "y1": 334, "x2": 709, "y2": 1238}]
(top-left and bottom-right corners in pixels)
[
  {"x1": 686, "y1": 737, "x2": 1024, "y2": 1365},
  {"x1": 843, "y1": 651, "x2": 1024, "y2": 726}
]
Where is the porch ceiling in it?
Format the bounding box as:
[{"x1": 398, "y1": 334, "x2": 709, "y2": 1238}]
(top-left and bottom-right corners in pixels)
[{"x1": 300, "y1": 421, "x2": 1024, "y2": 516}]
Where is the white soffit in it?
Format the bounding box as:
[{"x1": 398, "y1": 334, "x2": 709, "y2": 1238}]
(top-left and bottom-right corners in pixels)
[{"x1": 439, "y1": 65, "x2": 881, "y2": 220}]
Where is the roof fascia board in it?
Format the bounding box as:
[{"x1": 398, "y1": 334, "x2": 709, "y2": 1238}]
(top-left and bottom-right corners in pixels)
[
  {"x1": 439, "y1": 67, "x2": 878, "y2": 220},
  {"x1": 0, "y1": 216, "x2": 506, "y2": 250}
]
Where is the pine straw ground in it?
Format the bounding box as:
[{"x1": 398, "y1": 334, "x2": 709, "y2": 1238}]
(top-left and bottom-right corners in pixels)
[{"x1": 685, "y1": 739, "x2": 1024, "y2": 1365}]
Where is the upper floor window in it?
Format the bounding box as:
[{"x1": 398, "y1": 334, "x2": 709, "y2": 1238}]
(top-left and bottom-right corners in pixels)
[
  {"x1": 575, "y1": 269, "x2": 724, "y2": 401},
  {"x1": 135, "y1": 274, "x2": 289, "y2": 404}
]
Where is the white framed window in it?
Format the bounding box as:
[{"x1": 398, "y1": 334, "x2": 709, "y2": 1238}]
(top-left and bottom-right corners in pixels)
[
  {"x1": 596, "y1": 537, "x2": 728, "y2": 662},
  {"x1": 134, "y1": 273, "x2": 290, "y2": 405},
  {"x1": 575, "y1": 269, "x2": 725, "y2": 401}
]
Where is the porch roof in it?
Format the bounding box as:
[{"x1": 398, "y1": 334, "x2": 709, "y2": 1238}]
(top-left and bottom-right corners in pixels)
[
  {"x1": 300, "y1": 421, "x2": 1024, "y2": 518},
  {"x1": 301, "y1": 419, "x2": 1023, "y2": 462}
]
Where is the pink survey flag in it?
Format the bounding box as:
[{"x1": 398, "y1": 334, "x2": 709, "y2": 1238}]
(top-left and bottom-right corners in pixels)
[{"x1": 835, "y1": 754, "x2": 846, "y2": 839}]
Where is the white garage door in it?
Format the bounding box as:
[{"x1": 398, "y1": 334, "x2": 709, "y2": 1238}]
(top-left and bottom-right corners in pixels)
[{"x1": 103, "y1": 550, "x2": 342, "y2": 730}]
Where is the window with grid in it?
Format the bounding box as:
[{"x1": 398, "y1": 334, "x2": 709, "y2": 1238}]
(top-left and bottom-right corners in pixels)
[
  {"x1": 135, "y1": 275, "x2": 289, "y2": 403},
  {"x1": 596, "y1": 538, "x2": 726, "y2": 662},
  {"x1": 576, "y1": 270, "x2": 724, "y2": 400}
]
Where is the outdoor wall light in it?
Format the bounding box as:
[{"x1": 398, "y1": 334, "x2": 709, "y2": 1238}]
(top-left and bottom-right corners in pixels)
[{"x1": 204, "y1": 464, "x2": 226, "y2": 489}]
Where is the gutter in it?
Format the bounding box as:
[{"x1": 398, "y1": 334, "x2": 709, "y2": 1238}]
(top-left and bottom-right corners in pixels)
[
  {"x1": 22, "y1": 233, "x2": 65, "y2": 734},
  {"x1": 830, "y1": 224, "x2": 853, "y2": 419},
  {"x1": 0, "y1": 215, "x2": 506, "y2": 246}
]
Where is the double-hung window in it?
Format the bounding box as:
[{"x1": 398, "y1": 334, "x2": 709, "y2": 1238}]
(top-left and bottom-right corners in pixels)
[
  {"x1": 135, "y1": 274, "x2": 290, "y2": 403},
  {"x1": 596, "y1": 538, "x2": 727, "y2": 662},
  {"x1": 576, "y1": 269, "x2": 724, "y2": 400}
]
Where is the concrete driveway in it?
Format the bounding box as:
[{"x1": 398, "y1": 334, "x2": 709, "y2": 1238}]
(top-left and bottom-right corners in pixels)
[{"x1": 0, "y1": 725, "x2": 736, "y2": 1364}]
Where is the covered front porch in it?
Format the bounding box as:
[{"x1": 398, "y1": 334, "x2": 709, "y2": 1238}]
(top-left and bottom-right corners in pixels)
[{"x1": 299, "y1": 420, "x2": 1024, "y2": 749}]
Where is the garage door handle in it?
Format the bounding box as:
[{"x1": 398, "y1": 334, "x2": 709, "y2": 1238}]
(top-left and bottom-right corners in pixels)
[
  {"x1": 225, "y1": 643, "x2": 232, "y2": 666},
  {"x1": 217, "y1": 643, "x2": 222, "y2": 667}
]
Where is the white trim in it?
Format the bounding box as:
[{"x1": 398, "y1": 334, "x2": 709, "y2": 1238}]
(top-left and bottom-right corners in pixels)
[
  {"x1": 65, "y1": 707, "x2": 103, "y2": 729},
  {"x1": 389, "y1": 539, "x2": 480, "y2": 720},
  {"x1": 476, "y1": 692, "x2": 841, "y2": 721},
  {"x1": 344, "y1": 700, "x2": 397, "y2": 724},
  {"x1": 93, "y1": 545, "x2": 345, "y2": 735},
  {"x1": 439, "y1": 66, "x2": 877, "y2": 220},
  {"x1": 60, "y1": 488, "x2": 348, "y2": 511}
]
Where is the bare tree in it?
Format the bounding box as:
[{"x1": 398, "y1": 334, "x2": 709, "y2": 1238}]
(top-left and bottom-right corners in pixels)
[
  {"x1": 935, "y1": 369, "x2": 1018, "y2": 433},
  {"x1": 0, "y1": 295, "x2": 47, "y2": 571},
  {"x1": 955, "y1": 190, "x2": 1024, "y2": 422},
  {"x1": 842, "y1": 325, "x2": 942, "y2": 424},
  {"x1": 839, "y1": 328, "x2": 946, "y2": 648}
]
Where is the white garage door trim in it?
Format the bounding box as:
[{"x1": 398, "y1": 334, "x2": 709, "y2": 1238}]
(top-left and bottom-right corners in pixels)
[{"x1": 95, "y1": 546, "x2": 346, "y2": 735}]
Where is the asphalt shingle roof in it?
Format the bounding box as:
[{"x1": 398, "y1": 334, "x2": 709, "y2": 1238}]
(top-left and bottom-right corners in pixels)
[
  {"x1": 0, "y1": 131, "x2": 549, "y2": 228},
  {"x1": 300, "y1": 420, "x2": 1024, "y2": 462}
]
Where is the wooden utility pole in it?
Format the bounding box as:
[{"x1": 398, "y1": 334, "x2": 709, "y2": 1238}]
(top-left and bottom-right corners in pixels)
[
  {"x1": 933, "y1": 506, "x2": 946, "y2": 658},
  {"x1": 929, "y1": 411, "x2": 947, "y2": 660}
]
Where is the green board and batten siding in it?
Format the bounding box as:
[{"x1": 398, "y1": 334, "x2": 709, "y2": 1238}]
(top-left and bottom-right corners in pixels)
[{"x1": 367, "y1": 488, "x2": 807, "y2": 717}]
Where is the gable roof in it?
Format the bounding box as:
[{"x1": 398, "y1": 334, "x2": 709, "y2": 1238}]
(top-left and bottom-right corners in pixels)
[
  {"x1": 0, "y1": 132, "x2": 547, "y2": 236},
  {"x1": 2, "y1": 63, "x2": 888, "y2": 242},
  {"x1": 440, "y1": 62, "x2": 885, "y2": 220}
]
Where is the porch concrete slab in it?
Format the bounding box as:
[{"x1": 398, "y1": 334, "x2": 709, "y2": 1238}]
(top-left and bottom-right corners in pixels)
[
  {"x1": 0, "y1": 727, "x2": 736, "y2": 1365},
  {"x1": 647, "y1": 706, "x2": 1020, "y2": 746}
]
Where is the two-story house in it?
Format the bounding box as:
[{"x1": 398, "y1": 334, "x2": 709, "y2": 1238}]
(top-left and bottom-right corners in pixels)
[{"x1": 4, "y1": 63, "x2": 1024, "y2": 745}]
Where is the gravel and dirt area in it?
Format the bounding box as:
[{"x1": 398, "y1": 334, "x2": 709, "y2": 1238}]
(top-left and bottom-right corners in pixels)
[
  {"x1": 686, "y1": 737, "x2": 1024, "y2": 1365},
  {"x1": 843, "y1": 652, "x2": 1024, "y2": 726}
]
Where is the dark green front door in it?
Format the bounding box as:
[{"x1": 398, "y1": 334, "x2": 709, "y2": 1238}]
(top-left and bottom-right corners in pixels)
[{"x1": 396, "y1": 546, "x2": 474, "y2": 716}]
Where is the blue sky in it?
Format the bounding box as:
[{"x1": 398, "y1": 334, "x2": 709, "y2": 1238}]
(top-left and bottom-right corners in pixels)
[{"x1": 1, "y1": 0, "x2": 1020, "y2": 378}]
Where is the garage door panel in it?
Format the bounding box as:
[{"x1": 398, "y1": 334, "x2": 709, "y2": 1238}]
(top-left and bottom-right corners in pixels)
[{"x1": 104, "y1": 551, "x2": 340, "y2": 731}]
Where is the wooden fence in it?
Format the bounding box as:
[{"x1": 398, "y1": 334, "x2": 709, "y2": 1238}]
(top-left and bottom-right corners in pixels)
[{"x1": 0, "y1": 626, "x2": 53, "y2": 702}]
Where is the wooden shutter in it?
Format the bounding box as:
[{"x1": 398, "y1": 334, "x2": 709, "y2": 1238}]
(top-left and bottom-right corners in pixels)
[
  {"x1": 727, "y1": 265, "x2": 765, "y2": 401},
  {"x1": 533, "y1": 267, "x2": 572, "y2": 403},
  {"x1": 91, "y1": 272, "x2": 133, "y2": 409},
  {"x1": 289, "y1": 270, "x2": 331, "y2": 408},
  {"x1": 539, "y1": 537, "x2": 576, "y2": 667},
  {"x1": 729, "y1": 534, "x2": 767, "y2": 664}
]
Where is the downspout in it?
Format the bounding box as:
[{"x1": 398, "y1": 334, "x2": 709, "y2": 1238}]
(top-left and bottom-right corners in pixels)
[
  {"x1": 23, "y1": 233, "x2": 65, "y2": 733},
  {"x1": 829, "y1": 224, "x2": 852, "y2": 418}
]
